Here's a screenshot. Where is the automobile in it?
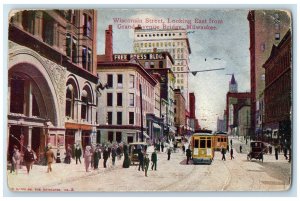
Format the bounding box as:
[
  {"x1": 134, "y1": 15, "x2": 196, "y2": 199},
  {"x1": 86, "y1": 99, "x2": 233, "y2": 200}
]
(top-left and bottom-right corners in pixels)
[
  {"x1": 128, "y1": 142, "x2": 148, "y2": 165},
  {"x1": 247, "y1": 141, "x2": 267, "y2": 162}
]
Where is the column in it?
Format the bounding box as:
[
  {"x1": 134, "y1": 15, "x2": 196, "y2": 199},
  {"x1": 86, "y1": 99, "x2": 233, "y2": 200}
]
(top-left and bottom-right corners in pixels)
[
  {"x1": 34, "y1": 11, "x2": 43, "y2": 40},
  {"x1": 24, "y1": 80, "x2": 32, "y2": 117},
  {"x1": 28, "y1": 126, "x2": 33, "y2": 147}
]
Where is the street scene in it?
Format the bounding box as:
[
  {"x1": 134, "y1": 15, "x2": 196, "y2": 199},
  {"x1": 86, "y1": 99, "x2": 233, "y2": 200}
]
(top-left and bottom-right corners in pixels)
[{"x1": 6, "y1": 9, "x2": 292, "y2": 192}]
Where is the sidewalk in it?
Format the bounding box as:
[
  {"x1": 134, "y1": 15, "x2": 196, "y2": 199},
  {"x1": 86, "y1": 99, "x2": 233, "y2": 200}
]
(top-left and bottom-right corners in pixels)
[{"x1": 7, "y1": 145, "x2": 156, "y2": 191}]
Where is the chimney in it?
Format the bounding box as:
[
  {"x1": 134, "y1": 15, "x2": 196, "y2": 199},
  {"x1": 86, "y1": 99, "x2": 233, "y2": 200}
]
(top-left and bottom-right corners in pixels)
[{"x1": 105, "y1": 25, "x2": 113, "y2": 61}]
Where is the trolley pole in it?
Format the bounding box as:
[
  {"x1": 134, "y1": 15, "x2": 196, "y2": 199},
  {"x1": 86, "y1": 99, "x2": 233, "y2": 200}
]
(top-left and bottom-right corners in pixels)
[{"x1": 140, "y1": 84, "x2": 144, "y2": 142}]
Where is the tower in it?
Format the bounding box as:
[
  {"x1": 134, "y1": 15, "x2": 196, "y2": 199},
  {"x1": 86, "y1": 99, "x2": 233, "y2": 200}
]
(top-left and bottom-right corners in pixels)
[{"x1": 229, "y1": 74, "x2": 238, "y2": 93}]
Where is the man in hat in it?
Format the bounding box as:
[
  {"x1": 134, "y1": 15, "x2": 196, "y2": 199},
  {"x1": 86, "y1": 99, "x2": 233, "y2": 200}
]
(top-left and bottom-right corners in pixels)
[
  {"x1": 24, "y1": 145, "x2": 35, "y2": 174},
  {"x1": 144, "y1": 154, "x2": 150, "y2": 177},
  {"x1": 46, "y1": 143, "x2": 55, "y2": 173},
  {"x1": 75, "y1": 143, "x2": 82, "y2": 164}
]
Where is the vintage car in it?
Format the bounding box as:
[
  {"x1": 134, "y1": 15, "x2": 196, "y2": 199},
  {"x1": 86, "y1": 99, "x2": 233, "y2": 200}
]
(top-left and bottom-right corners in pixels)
[
  {"x1": 128, "y1": 142, "x2": 148, "y2": 165},
  {"x1": 247, "y1": 141, "x2": 267, "y2": 162}
]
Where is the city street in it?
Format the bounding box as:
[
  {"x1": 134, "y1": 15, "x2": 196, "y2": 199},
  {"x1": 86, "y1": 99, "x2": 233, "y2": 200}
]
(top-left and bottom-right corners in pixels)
[{"x1": 7, "y1": 138, "x2": 291, "y2": 192}]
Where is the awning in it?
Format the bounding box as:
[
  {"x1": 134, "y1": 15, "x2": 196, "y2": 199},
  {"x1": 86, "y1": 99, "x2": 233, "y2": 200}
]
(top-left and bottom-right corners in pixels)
[{"x1": 143, "y1": 132, "x2": 150, "y2": 139}]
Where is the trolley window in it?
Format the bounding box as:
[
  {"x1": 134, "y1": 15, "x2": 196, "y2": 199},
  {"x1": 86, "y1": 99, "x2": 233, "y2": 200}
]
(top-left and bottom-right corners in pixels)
[
  {"x1": 207, "y1": 139, "x2": 211, "y2": 148},
  {"x1": 221, "y1": 138, "x2": 224, "y2": 142},
  {"x1": 194, "y1": 139, "x2": 199, "y2": 148},
  {"x1": 200, "y1": 139, "x2": 206, "y2": 148}
]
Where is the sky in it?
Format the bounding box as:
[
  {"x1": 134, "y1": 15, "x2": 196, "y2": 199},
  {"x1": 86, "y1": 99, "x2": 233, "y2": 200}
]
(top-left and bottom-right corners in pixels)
[{"x1": 96, "y1": 9, "x2": 251, "y2": 131}]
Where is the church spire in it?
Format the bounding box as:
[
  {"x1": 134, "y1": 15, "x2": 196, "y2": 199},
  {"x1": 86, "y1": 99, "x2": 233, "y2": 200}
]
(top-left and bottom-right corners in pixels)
[{"x1": 229, "y1": 74, "x2": 238, "y2": 92}]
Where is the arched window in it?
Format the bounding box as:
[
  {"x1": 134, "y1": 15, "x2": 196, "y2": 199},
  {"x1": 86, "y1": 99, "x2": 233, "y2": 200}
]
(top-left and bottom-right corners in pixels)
[{"x1": 65, "y1": 84, "x2": 75, "y2": 119}]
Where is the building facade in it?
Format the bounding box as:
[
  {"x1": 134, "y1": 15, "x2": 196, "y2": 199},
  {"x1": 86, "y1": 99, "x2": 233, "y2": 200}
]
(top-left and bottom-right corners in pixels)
[
  {"x1": 133, "y1": 26, "x2": 191, "y2": 113},
  {"x1": 248, "y1": 10, "x2": 291, "y2": 138},
  {"x1": 174, "y1": 89, "x2": 186, "y2": 136},
  {"x1": 263, "y1": 30, "x2": 291, "y2": 144},
  {"x1": 237, "y1": 105, "x2": 251, "y2": 138},
  {"x1": 8, "y1": 9, "x2": 98, "y2": 158}
]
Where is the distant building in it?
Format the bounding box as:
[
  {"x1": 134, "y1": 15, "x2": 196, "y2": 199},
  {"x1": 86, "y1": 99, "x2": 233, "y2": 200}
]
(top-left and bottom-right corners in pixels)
[
  {"x1": 263, "y1": 30, "x2": 291, "y2": 144},
  {"x1": 174, "y1": 89, "x2": 186, "y2": 136},
  {"x1": 217, "y1": 117, "x2": 226, "y2": 132},
  {"x1": 229, "y1": 74, "x2": 238, "y2": 93},
  {"x1": 238, "y1": 105, "x2": 251, "y2": 138},
  {"x1": 248, "y1": 10, "x2": 291, "y2": 138},
  {"x1": 133, "y1": 26, "x2": 191, "y2": 113}
]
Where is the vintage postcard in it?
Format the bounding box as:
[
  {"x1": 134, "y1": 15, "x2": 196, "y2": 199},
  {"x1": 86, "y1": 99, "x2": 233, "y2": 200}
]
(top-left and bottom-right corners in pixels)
[{"x1": 6, "y1": 8, "x2": 292, "y2": 192}]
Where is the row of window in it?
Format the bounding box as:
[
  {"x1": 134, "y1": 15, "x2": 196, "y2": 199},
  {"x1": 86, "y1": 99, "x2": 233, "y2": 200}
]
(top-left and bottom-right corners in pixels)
[
  {"x1": 106, "y1": 111, "x2": 135, "y2": 125},
  {"x1": 144, "y1": 61, "x2": 164, "y2": 68},
  {"x1": 106, "y1": 74, "x2": 135, "y2": 89},
  {"x1": 136, "y1": 32, "x2": 183, "y2": 38},
  {"x1": 107, "y1": 93, "x2": 135, "y2": 107},
  {"x1": 136, "y1": 41, "x2": 185, "y2": 48},
  {"x1": 66, "y1": 10, "x2": 93, "y2": 38}
]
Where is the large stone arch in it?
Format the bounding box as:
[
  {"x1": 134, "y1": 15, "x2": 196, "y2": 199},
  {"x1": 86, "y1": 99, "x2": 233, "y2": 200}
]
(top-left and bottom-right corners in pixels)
[{"x1": 8, "y1": 45, "x2": 65, "y2": 127}]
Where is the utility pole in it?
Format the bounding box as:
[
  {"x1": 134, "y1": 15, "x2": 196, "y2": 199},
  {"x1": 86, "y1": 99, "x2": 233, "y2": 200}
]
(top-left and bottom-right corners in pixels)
[{"x1": 140, "y1": 84, "x2": 144, "y2": 142}]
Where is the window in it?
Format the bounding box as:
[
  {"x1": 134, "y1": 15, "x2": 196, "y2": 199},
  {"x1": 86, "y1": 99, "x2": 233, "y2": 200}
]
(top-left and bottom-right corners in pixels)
[
  {"x1": 275, "y1": 23, "x2": 280, "y2": 30},
  {"x1": 129, "y1": 112, "x2": 134, "y2": 124},
  {"x1": 107, "y1": 74, "x2": 113, "y2": 88},
  {"x1": 107, "y1": 112, "x2": 112, "y2": 125},
  {"x1": 107, "y1": 93, "x2": 113, "y2": 106},
  {"x1": 87, "y1": 49, "x2": 92, "y2": 72},
  {"x1": 275, "y1": 33, "x2": 280, "y2": 40},
  {"x1": 65, "y1": 87, "x2": 74, "y2": 118},
  {"x1": 129, "y1": 75, "x2": 135, "y2": 88},
  {"x1": 145, "y1": 61, "x2": 150, "y2": 68},
  {"x1": 42, "y1": 14, "x2": 54, "y2": 45},
  {"x1": 129, "y1": 93, "x2": 134, "y2": 106},
  {"x1": 66, "y1": 34, "x2": 71, "y2": 57},
  {"x1": 194, "y1": 139, "x2": 199, "y2": 148},
  {"x1": 150, "y1": 62, "x2": 155, "y2": 68},
  {"x1": 117, "y1": 93, "x2": 122, "y2": 106},
  {"x1": 117, "y1": 74, "x2": 123, "y2": 88},
  {"x1": 81, "y1": 96, "x2": 87, "y2": 120},
  {"x1": 200, "y1": 139, "x2": 206, "y2": 148},
  {"x1": 117, "y1": 112, "x2": 122, "y2": 125},
  {"x1": 207, "y1": 139, "x2": 211, "y2": 148},
  {"x1": 116, "y1": 132, "x2": 122, "y2": 143},
  {"x1": 72, "y1": 37, "x2": 78, "y2": 63},
  {"x1": 82, "y1": 46, "x2": 87, "y2": 69},
  {"x1": 108, "y1": 132, "x2": 113, "y2": 143},
  {"x1": 83, "y1": 13, "x2": 92, "y2": 37}
]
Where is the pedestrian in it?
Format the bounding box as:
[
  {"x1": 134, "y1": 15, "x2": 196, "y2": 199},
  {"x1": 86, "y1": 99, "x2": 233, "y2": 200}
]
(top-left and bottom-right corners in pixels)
[
  {"x1": 111, "y1": 147, "x2": 117, "y2": 166},
  {"x1": 230, "y1": 139, "x2": 233, "y2": 146},
  {"x1": 12, "y1": 146, "x2": 21, "y2": 175},
  {"x1": 138, "y1": 150, "x2": 144, "y2": 171},
  {"x1": 90, "y1": 145, "x2": 95, "y2": 169},
  {"x1": 269, "y1": 145, "x2": 272, "y2": 155},
  {"x1": 230, "y1": 147, "x2": 234, "y2": 160},
  {"x1": 93, "y1": 147, "x2": 101, "y2": 169},
  {"x1": 227, "y1": 144, "x2": 229, "y2": 152},
  {"x1": 10, "y1": 145, "x2": 17, "y2": 174},
  {"x1": 284, "y1": 146, "x2": 288, "y2": 160},
  {"x1": 161, "y1": 142, "x2": 164, "y2": 153},
  {"x1": 167, "y1": 148, "x2": 171, "y2": 160},
  {"x1": 75, "y1": 144, "x2": 82, "y2": 164},
  {"x1": 275, "y1": 145, "x2": 279, "y2": 160},
  {"x1": 151, "y1": 150, "x2": 157, "y2": 171},
  {"x1": 24, "y1": 145, "x2": 35, "y2": 174},
  {"x1": 182, "y1": 144, "x2": 186, "y2": 154},
  {"x1": 84, "y1": 145, "x2": 92, "y2": 172},
  {"x1": 239, "y1": 145, "x2": 242, "y2": 153},
  {"x1": 186, "y1": 147, "x2": 192, "y2": 164},
  {"x1": 144, "y1": 154, "x2": 150, "y2": 177},
  {"x1": 65, "y1": 144, "x2": 72, "y2": 164},
  {"x1": 221, "y1": 147, "x2": 226, "y2": 161},
  {"x1": 117, "y1": 146, "x2": 121, "y2": 160},
  {"x1": 46, "y1": 143, "x2": 55, "y2": 173},
  {"x1": 103, "y1": 146, "x2": 109, "y2": 168}
]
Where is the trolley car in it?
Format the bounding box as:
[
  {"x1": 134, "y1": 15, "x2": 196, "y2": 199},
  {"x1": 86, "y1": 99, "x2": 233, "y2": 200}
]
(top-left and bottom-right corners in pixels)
[
  {"x1": 190, "y1": 130, "x2": 214, "y2": 164},
  {"x1": 213, "y1": 132, "x2": 228, "y2": 151}
]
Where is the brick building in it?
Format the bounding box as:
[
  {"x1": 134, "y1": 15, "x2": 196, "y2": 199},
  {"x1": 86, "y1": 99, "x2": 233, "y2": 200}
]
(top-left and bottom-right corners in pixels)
[{"x1": 263, "y1": 30, "x2": 291, "y2": 144}]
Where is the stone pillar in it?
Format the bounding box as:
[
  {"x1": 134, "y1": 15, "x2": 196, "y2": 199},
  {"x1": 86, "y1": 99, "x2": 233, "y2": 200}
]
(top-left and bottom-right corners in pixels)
[
  {"x1": 28, "y1": 126, "x2": 33, "y2": 147},
  {"x1": 24, "y1": 80, "x2": 32, "y2": 117},
  {"x1": 11, "y1": 11, "x2": 23, "y2": 29}
]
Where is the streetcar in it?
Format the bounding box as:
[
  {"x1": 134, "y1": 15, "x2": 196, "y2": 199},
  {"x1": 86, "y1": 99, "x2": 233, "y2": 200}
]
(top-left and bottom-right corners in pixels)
[
  {"x1": 213, "y1": 132, "x2": 228, "y2": 151},
  {"x1": 190, "y1": 130, "x2": 214, "y2": 164}
]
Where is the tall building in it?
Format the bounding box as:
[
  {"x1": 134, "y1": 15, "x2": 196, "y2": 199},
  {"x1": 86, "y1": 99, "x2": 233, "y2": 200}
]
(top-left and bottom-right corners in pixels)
[
  {"x1": 133, "y1": 26, "x2": 192, "y2": 113},
  {"x1": 263, "y1": 30, "x2": 291, "y2": 144},
  {"x1": 248, "y1": 10, "x2": 291, "y2": 138},
  {"x1": 8, "y1": 10, "x2": 98, "y2": 157},
  {"x1": 174, "y1": 89, "x2": 186, "y2": 136}
]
